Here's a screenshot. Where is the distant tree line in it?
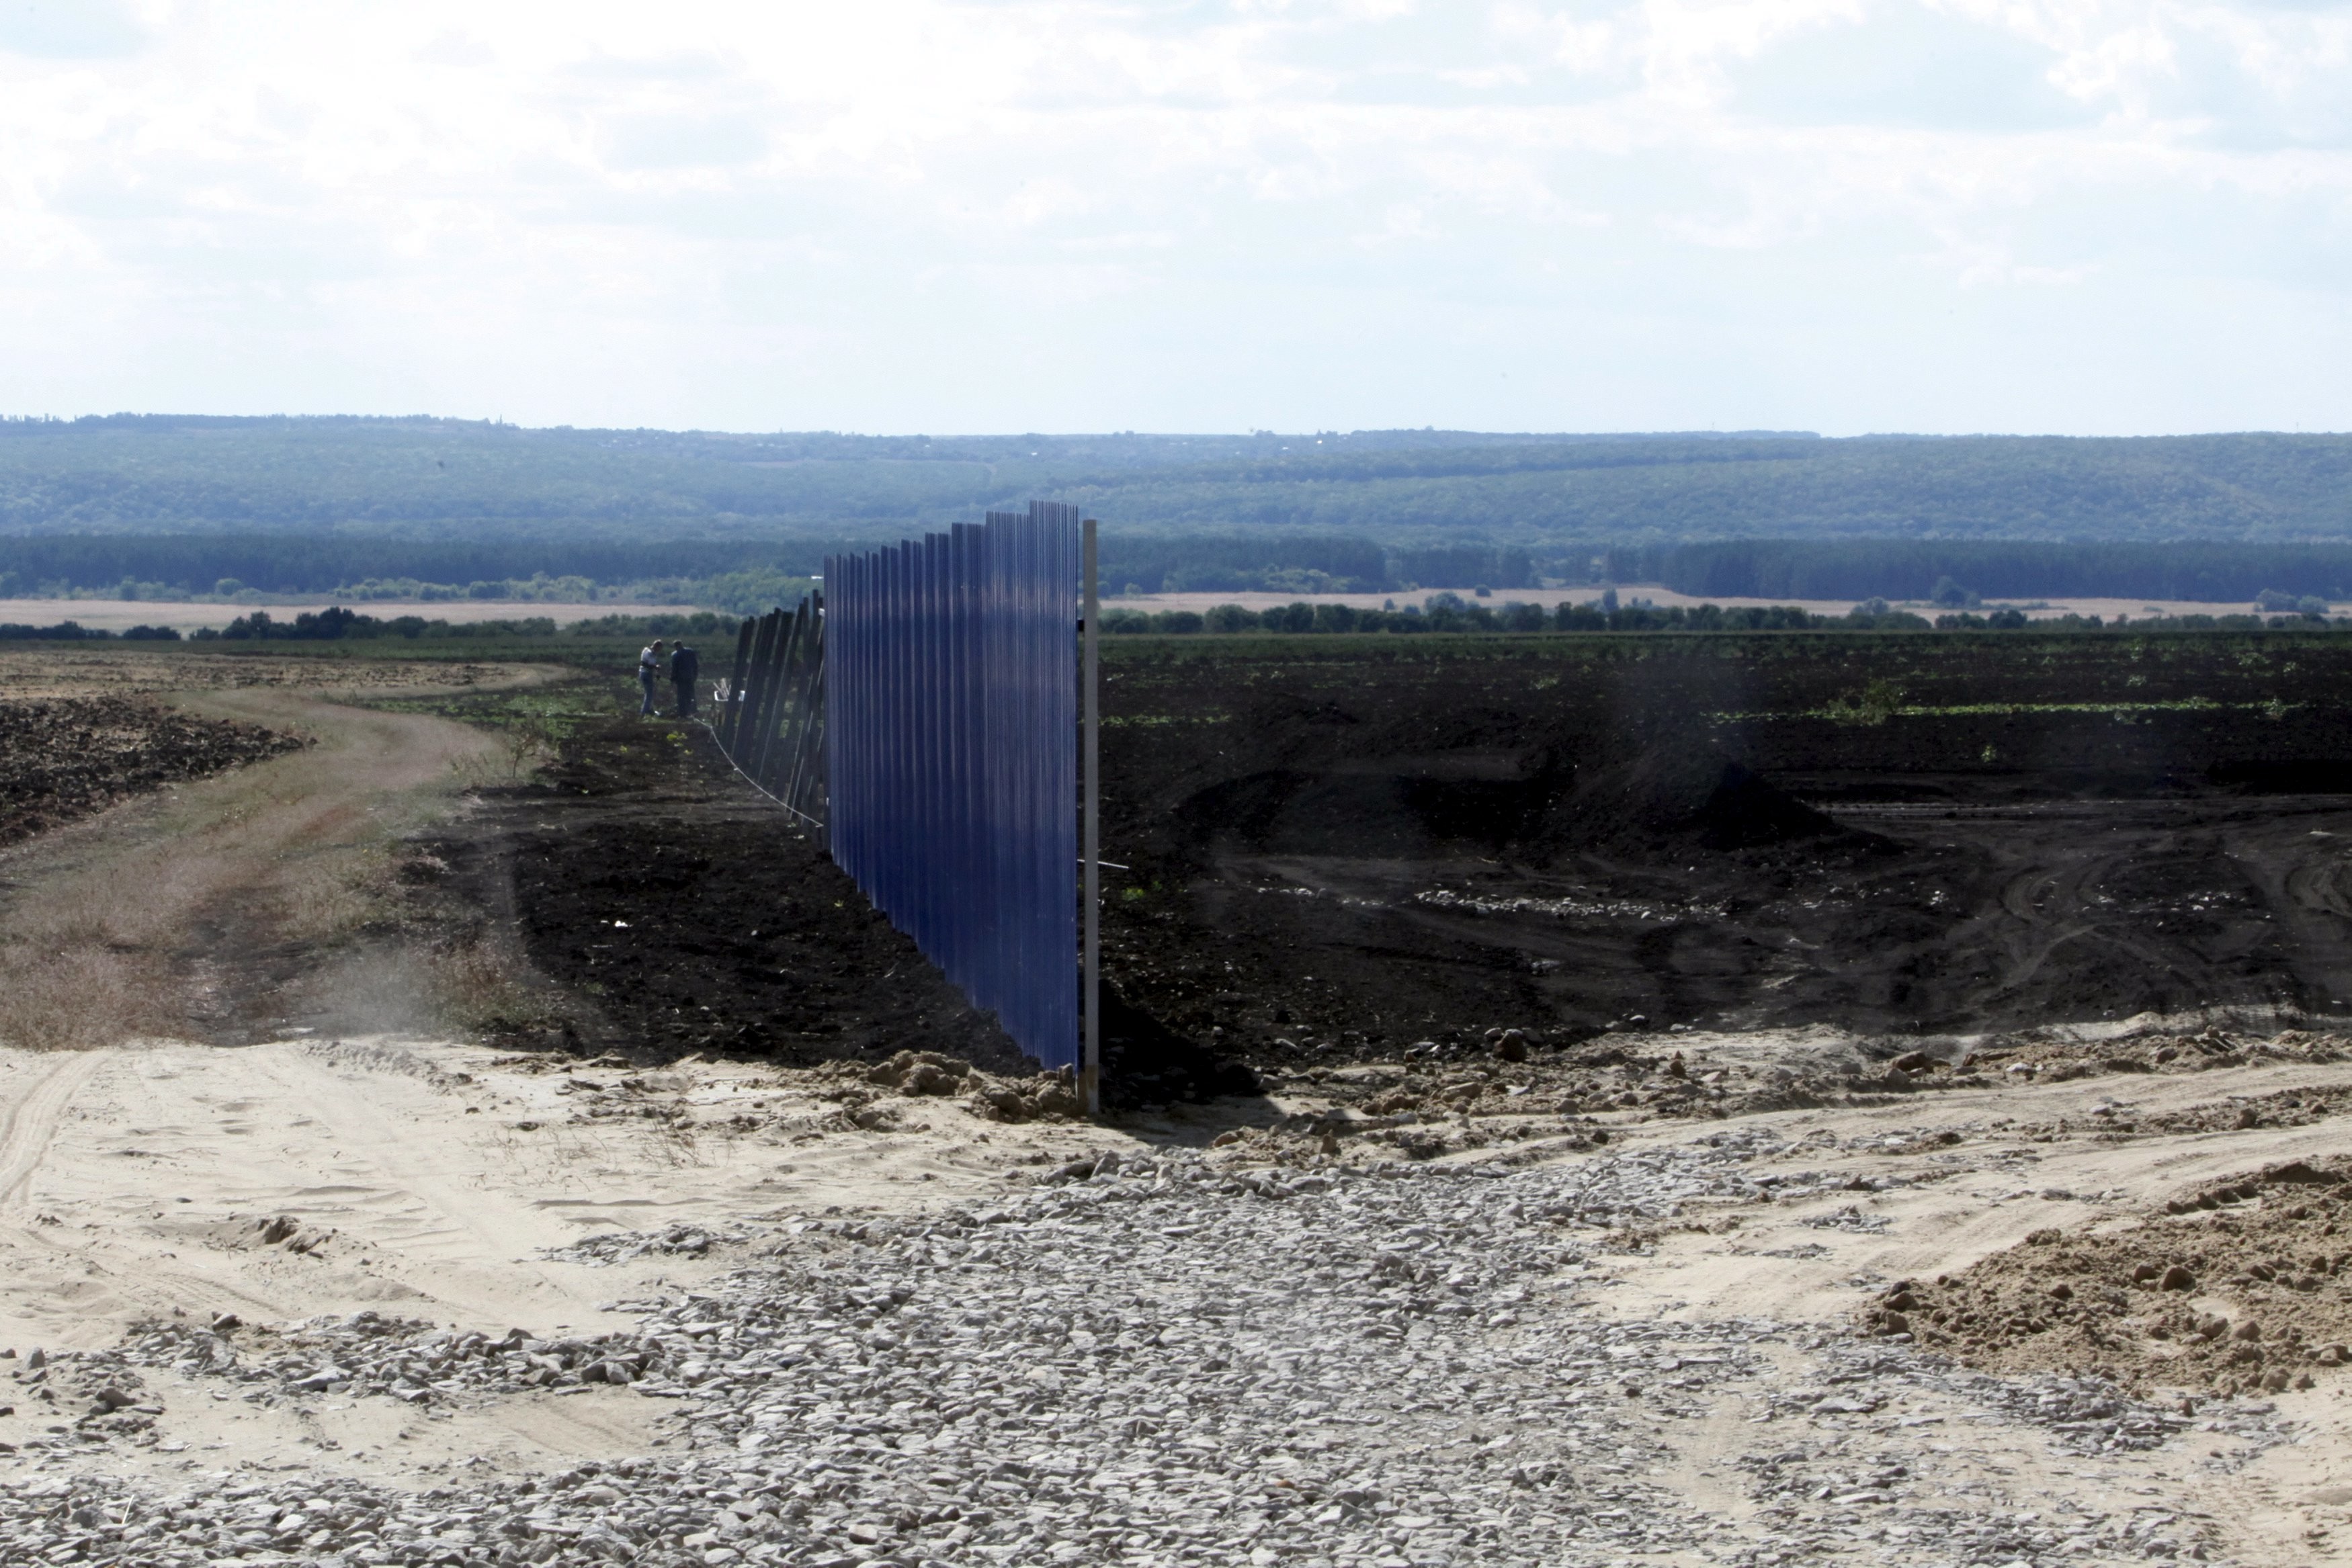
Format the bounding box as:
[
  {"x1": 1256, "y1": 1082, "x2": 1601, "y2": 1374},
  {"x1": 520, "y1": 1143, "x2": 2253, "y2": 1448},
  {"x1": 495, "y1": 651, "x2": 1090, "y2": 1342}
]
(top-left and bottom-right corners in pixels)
[
  {"x1": 0, "y1": 533, "x2": 822, "y2": 594},
  {"x1": 200, "y1": 607, "x2": 741, "y2": 641},
  {"x1": 7, "y1": 411, "x2": 2352, "y2": 610},
  {"x1": 0, "y1": 531, "x2": 1538, "y2": 601},
  {"x1": 1100, "y1": 596, "x2": 1921, "y2": 636},
  {"x1": 1099, "y1": 593, "x2": 2330, "y2": 636},
  {"x1": 17, "y1": 527, "x2": 2352, "y2": 611},
  {"x1": 5, "y1": 416, "x2": 2352, "y2": 548},
  {"x1": 1098, "y1": 535, "x2": 1531, "y2": 593},
  {"x1": 0, "y1": 620, "x2": 183, "y2": 641},
  {"x1": 1591, "y1": 539, "x2": 2352, "y2": 604},
  {"x1": 0, "y1": 607, "x2": 743, "y2": 644}
]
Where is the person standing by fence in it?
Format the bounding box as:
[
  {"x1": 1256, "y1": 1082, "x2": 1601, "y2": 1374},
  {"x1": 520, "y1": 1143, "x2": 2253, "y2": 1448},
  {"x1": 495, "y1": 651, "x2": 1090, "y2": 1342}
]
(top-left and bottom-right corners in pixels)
[
  {"x1": 638, "y1": 640, "x2": 666, "y2": 717},
  {"x1": 670, "y1": 641, "x2": 700, "y2": 719}
]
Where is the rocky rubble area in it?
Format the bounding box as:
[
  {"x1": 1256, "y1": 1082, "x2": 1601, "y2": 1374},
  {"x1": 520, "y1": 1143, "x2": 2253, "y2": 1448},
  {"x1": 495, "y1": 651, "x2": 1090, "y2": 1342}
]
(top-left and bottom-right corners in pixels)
[
  {"x1": 478, "y1": 1049, "x2": 1092, "y2": 1142},
  {"x1": 831, "y1": 1051, "x2": 1087, "y2": 1125},
  {"x1": 2009, "y1": 1081, "x2": 2352, "y2": 1143},
  {"x1": 483, "y1": 1025, "x2": 2352, "y2": 1179},
  {"x1": 1224, "y1": 1025, "x2": 2351, "y2": 1161},
  {"x1": 114, "y1": 1313, "x2": 682, "y2": 1406},
  {"x1": 1964, "y1": 1027, "x2": 2348, "y2": 1084},
  {"x1": 1253, "y1": 1037, "x2": 1925, "y2": 1131},
  {"x1": 1865, "y1": 1156, "x2": 2352, "y2": 1397},
  {"x1": 1, "y1": 1346, "x2": 163, "y2": 1450},
  {"x1": 0, "y1": 1132, "x2": 2286, "y2": 1566},
  {"x1": 0, "y1": 696, "x2": 306, "y2": 846}
]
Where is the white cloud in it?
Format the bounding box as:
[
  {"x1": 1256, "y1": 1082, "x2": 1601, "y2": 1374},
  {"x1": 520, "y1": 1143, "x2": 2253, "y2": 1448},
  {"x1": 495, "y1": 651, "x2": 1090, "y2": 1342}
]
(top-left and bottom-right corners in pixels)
[{"x1": 0, "y1": 0, "x2": 2345, "y2": 433}]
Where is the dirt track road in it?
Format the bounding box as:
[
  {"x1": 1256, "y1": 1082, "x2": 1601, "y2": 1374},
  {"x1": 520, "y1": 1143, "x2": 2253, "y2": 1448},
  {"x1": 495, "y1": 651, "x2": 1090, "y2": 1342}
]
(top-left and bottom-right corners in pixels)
[{"x1": 0, "y1": 677, "x2": 550, "y2": 1050}]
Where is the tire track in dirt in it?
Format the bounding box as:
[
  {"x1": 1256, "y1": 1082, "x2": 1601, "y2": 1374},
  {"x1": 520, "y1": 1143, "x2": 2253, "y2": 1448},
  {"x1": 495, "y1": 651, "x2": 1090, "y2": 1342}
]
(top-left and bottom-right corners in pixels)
[
  {"x1": 0, "y1": 685, "x2": 526, "y2": 1051},
  {"x1": 243, "y1": 1047, "x2": 590, "y2": 1323},
  {"x1": 0, "y1": 1053, "x2": 102, "y2": 1212},
  {"x1": 0, "y1": 1054, "x2": 306, "y2": 1334}
]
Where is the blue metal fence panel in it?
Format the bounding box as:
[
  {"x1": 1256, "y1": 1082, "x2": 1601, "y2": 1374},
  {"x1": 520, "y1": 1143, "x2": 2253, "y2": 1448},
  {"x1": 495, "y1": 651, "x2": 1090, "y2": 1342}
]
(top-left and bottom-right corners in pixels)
[{"x1": 825, "y1": 503, "x2": 1081, "y2": 1069}]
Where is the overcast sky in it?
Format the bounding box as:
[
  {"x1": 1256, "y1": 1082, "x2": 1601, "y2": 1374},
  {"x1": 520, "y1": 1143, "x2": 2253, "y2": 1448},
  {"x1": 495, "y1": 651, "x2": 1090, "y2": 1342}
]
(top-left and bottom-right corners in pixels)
[{"x1": 2, "y1": 1, "x2": 2347, "y2": 436}]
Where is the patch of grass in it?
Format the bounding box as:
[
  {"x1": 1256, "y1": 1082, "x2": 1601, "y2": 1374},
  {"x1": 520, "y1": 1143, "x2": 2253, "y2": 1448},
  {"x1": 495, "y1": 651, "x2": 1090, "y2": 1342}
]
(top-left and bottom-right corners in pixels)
[
  {"x1": 1820, "y1": 677, "x2": 1904, "y2": 727},
  {"x1": 366, "y1": 679, "x2": 612, "y2": 785},
  {"x1": 422, "y1": 936, "x2": 577, "y2": 1038}
]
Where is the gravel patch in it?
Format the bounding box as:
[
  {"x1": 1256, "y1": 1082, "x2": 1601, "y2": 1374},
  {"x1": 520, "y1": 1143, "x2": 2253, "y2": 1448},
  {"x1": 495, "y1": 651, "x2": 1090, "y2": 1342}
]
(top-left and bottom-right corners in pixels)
[{"x1": 0, "y1": 1136, "x2": 2288, "y2": 1565}]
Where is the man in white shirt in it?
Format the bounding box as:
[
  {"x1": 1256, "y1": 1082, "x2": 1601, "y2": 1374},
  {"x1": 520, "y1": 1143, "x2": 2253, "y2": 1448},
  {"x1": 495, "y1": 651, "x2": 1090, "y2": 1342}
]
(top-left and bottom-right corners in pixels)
[{"x1": 638, "y1": 640, "x2": 665, "y2": 716}]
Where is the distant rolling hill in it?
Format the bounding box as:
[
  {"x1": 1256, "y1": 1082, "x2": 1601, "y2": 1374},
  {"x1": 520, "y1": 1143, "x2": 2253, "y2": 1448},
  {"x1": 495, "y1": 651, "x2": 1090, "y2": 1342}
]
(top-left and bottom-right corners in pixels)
[{"x1": 3, "y1": 415, "x2": 2351, "y2": 601}]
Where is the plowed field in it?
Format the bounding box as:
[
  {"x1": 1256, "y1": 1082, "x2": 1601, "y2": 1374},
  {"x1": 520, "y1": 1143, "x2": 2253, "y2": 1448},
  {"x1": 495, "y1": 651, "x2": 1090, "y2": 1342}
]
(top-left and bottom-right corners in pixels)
[
  {"x1": 0, "y1": 696, "x2": 305, "y2": 847},
  {"x1": 1092, "y1": 631, "x2": 2352, "y2": 1065}
]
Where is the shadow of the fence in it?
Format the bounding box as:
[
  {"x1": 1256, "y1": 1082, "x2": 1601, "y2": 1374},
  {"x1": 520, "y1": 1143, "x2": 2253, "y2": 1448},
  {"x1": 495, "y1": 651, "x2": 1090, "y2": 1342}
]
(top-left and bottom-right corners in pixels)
[{"x1": 1099, "y1": 981, "x2": 1265, "y2": 1113}]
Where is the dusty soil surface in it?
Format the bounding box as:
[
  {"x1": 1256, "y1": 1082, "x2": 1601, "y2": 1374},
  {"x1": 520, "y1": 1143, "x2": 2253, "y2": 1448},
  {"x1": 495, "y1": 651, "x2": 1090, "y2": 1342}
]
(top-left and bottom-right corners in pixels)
[
  {"x1": 1, "y1": 1033, "x2": 2350, "y2": 1563},
  {"x1": 0, "y1": 644, "x2": 553, "y2": 702},
  {"x1": 1868, "y1": 1153, "x2": 2352, "y2": 1399},
  {"x1": 0, "y1": 654, "x2": 561, "y2": 1051},
  {"x1": 0, "y1": 696, "x2": 306, "y2": 847},
  {"x1": 0, "y1": 1036, "x2": 1147, "y2": 1517}
]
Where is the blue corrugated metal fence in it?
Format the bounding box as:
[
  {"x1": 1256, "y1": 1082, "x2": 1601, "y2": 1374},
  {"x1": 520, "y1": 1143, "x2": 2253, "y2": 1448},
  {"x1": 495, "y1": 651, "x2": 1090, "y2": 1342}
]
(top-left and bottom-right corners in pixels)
[
  {"x1": 825, "y1": 502, "x2": 1083, "y2": 1070},
  {"x1": 714, "y1": 596, "x2": 828, "y2": 831}
]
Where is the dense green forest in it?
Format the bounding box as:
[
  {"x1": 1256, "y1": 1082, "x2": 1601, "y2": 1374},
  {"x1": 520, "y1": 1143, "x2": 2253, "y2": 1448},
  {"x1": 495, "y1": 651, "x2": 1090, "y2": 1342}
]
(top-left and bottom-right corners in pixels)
[{"x1": 3, "y1": 415, "x2": 2351, "y2": 601}]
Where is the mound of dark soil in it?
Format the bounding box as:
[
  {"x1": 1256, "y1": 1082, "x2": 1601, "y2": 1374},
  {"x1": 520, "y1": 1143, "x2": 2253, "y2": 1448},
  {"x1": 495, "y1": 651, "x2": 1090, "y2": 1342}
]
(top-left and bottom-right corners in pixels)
[
  {"x1": 1867, "y1": 1156, "x2": 2352, "y2": 1397},
  {"x1": 1100, "y1": 981, "x2": 1261, "y2": 1107},
  {"x1": 1160, "y1": 725, "x2": 1841, "y2": 864},
  {"x1": 0, "y1": 697, "x2": 304, "y2": 847},
  {"x1": 1533, "y1": 748, "x2": 1858, "y2": 857},
  {"x1": 1171, "y1": 763, "x2": 1568, "y2": 859}
]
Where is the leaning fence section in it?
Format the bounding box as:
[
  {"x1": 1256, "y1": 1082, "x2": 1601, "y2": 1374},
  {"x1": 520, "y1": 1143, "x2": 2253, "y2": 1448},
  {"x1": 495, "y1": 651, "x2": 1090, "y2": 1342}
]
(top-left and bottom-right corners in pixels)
[
  {"x1": 712, "y1": 592, "x2": 828, "y2": 835},
  {"x1": 827, "y1": 503, "x2": 1083, "y2": 1072}
]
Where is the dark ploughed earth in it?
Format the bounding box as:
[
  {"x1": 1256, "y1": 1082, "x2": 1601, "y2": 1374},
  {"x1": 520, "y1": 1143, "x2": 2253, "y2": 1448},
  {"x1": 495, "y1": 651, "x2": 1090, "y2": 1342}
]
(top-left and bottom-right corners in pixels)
[
  {"x1": 429, "y1": 714, "x2": 1029, "y2": 1068},
  {"x1": 1098, "y1": 631, "x2": 2352, "y2": 1069},
  {"x1": 0, "y1": 695, "x2": 305, "y2": 848},
  {"x1": 427, "y1": 707, "x2": 1256, "y2": 1105},
  {"x1": 431, "y1": 631, "x2": 2352, "y2": 1096}
]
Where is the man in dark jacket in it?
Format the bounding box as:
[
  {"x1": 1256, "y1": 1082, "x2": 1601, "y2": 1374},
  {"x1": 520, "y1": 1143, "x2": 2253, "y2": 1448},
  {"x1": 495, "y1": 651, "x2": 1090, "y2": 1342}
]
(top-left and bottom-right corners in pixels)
[{"x1": 669, "y1": 642, "x2": 701, "y2": 719}]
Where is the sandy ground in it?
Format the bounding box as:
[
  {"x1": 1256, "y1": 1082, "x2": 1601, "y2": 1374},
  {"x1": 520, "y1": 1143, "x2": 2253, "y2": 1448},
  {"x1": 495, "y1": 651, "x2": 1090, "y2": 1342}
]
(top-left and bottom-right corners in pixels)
[
  {"x1": 7, "y1": 648, "x2": 2352, "y2": 1561},
  {"x1": 0, "y1": 1039, "x2": 1109, "y2": 1485},
  {"x1": 3, "y1": 1035, "x2": 2350, "y2": 1561},
  {"x1": 1117, "y1": 586, "x2": 2333, "y2": 623},
  {"x1": 0, "y1": 600, "x2": 702, "y2": 634}
]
